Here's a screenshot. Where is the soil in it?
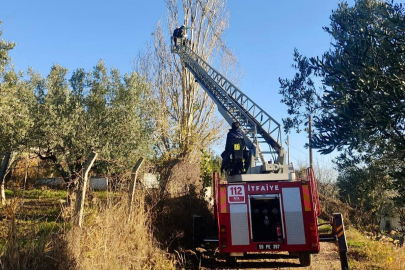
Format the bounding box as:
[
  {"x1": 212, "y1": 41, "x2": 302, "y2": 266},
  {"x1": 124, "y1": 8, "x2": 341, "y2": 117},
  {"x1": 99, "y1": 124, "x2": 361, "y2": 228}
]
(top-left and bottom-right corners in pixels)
[{"x1": 200, "y1": 242, "x2": 342, "y2": 270}]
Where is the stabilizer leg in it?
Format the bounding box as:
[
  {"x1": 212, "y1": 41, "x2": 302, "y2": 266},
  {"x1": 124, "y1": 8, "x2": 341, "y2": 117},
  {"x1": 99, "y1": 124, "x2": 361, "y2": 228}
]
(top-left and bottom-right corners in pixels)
[{"x1": 332, "y1": 213, "x2": 349, "y2": 270}]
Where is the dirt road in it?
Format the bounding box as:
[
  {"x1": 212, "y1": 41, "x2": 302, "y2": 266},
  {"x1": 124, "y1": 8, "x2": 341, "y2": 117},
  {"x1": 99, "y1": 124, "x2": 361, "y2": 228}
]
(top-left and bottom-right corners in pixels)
[{"x1": 201, "y1": 242, "x2": 342, "y2": 270}]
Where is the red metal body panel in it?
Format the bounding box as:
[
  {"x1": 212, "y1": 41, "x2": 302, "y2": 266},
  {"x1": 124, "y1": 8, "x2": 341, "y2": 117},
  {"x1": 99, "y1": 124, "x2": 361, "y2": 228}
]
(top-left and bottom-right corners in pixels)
[{"x1": 216, "y1": 179, "x2": 320, "y2": 255}]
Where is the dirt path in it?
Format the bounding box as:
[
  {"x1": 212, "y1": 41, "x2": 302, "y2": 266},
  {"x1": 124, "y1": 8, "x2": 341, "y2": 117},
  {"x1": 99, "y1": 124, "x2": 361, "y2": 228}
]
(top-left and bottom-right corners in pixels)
[{"x1": 201, "y1": 242, "x2": 342, "y2": 270}]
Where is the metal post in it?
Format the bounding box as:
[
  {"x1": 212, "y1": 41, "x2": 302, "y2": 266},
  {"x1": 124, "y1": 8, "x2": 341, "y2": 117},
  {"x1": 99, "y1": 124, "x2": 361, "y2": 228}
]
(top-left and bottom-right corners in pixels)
[
  {"x1": 333, "y1": 213, "x2": 349, "y2": 270},
  {"x1": 213, "y1": 172, "x2": 218, "y2": 221},
  {"x1": 309, "y1": 115, "x2": 313, "y2": 168}
]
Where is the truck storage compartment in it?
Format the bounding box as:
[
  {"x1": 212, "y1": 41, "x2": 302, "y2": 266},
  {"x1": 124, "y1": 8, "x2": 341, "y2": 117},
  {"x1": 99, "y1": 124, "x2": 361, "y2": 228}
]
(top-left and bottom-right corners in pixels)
[{"x1": 250, "y1": 195, "x2": 283, "y2": 242}]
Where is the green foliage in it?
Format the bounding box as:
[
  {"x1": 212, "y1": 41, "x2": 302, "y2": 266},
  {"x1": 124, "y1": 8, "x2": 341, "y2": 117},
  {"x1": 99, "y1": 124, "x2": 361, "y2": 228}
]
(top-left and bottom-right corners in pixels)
[
  {"x1": 200, "y1": 149, "x2": 222, "y2": 187},
  {"x1": 279, "y1": 0, "x2": 405, "y2": 207},
  {"x1": 1, "y1": 21, "x2": 156, "y2": 179},
  {"x1": 0, "y1": 23, "x2": 34, "y2": 153},
  {"x1": 1, "y1": 56, "x2": 156, "y2": 180},
  {"x1": 317, "y1": 223, "x2": 332, "y2": 234},
  {"x1": 13, "y1": 189, "x2": 68, "y2": 199},
  {"x1": 4, "y1": 190, "x2": 13, "y2": 196},
  {"x1": 0, "y1": 72, "x2": 35, "y2": 153},
  {"x1": 26, "y1": 61, "x2": 155, "y2": 179},
  {"x1": 347, "y1": 240, "x2": 365, "y2": 248},
  {"x1": 337, "y1": 163, "x2": 394, "y2": 228},
  {"x1": 0, "y1": 21, "x2": 16, "y2": 75},
  {"x1": 280, "y1": 0, "x2": 405, "y2": 156}
]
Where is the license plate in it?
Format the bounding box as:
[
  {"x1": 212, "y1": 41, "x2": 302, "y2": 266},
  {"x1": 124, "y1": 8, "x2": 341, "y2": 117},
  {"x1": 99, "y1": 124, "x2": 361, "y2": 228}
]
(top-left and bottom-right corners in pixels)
[{"x1": 257, "y1": 244, "x2": 281, "y2": 250}]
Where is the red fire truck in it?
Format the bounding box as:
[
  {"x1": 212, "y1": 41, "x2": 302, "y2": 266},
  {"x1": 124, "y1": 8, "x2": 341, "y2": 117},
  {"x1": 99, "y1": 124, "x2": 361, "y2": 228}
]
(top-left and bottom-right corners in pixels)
[
  {"x1": 172, "y1": 34, "x2": 349, "y2": 269},
  {"x1": 212, "y1": 167, "x2": 321, "y2": 266}
]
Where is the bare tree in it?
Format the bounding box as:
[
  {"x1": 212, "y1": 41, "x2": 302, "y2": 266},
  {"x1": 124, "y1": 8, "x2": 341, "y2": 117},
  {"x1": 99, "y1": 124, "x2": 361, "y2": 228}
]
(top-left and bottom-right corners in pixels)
[
  {"x1": 290, "y1": 158, "x2": 338, "y2": 198},
  {"x1": 313, "y1": 160, "x2": 338, "y2": 199},
  {"x1": 136, "y1": 0, "x2": 237, "y2": 162}
]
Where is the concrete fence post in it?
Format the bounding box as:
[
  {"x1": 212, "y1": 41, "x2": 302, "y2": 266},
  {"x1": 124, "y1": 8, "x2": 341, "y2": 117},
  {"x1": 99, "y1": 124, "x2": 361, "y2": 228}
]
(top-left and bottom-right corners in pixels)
[
  {"x1": 74, "y1": 151, "x2": 97, "y2": 227},
  {"x1": 0, "y1": 152, "x2": 11, "y2": 206},
  {"x1": 128, "y1": 157, "x2": 144, "y2": 222}
]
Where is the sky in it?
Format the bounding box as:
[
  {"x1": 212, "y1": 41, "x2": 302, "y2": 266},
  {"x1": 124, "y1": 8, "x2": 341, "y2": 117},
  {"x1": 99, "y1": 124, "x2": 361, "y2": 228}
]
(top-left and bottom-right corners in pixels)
[{"x1": 0, "y1": 0, "x2": 356, "y2": 172}]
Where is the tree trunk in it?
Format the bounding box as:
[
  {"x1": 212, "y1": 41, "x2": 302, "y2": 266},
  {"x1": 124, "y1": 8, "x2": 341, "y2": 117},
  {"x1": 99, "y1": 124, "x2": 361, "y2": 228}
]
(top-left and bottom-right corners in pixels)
[{"x1": 0, "y1": 152, "x2": 11, "y2": 206}]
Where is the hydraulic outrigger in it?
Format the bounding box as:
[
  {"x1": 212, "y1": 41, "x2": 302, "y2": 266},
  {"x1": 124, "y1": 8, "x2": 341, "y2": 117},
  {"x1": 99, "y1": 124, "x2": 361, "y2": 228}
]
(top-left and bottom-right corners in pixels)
[{"x1": 172, "y1": 34, "x2": 349, "y2": 269}]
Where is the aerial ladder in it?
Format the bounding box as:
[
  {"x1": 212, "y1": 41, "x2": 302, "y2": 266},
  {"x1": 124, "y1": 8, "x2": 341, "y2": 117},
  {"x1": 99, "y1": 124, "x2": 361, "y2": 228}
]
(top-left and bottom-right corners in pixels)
[
  {"x1": 172, "y1": 39, "x2": 293, "y2": 181},
  {"x1": 172, "y1": 34, "x2": 349, "y2": 269}
]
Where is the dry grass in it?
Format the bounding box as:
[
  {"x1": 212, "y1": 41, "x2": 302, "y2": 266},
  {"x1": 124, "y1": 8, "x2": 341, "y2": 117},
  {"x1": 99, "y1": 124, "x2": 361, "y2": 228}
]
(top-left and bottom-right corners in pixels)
[
  {"x1": 3, "y1": 185, "x2": 405, "y2": 270},
  {"x1": 152, "y1": 188, "x2": 214, "y2": 251},
  {"x1": 0, "y1": 189, "x2": 176, "y2": 270},
  {"x1": 67, "y1": 191, "x2": 176, "y2": 270},
  {"x1": 319, "y1": 194, "x2": 355, "y2": 227},
  {"x1": 346, "y1": 228, "x2": 405, "y2": 270},
  {"x1": 318, "y1": 194, "x2": 405, "y2": 269},
  {"x1": 0, "y1": 197, "x2": 73, "y2": 270}
]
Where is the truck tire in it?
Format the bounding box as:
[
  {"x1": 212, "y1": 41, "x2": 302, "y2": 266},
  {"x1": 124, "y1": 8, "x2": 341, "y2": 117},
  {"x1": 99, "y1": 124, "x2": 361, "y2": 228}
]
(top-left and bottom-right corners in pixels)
[{"x1": 299, "y1": 253, "x2": 311, "y2": 267}]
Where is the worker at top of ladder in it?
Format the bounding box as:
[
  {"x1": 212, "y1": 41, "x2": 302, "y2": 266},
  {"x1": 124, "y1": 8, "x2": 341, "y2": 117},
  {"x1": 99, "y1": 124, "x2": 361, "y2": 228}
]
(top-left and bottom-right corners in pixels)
[{"x1": 173, "y1": 25, "x2": 190, "y2": 47}]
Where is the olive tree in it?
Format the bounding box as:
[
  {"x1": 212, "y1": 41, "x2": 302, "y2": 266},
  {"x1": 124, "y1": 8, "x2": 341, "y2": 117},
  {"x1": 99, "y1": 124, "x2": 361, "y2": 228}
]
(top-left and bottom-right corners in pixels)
[
  {"x1": 29, "y1": 61, "x2": 155, "y2": 182},
  {"x1": 0, "y1": 22, "x2": 35, "y2": 204},
  {"x1": 279, "y1": 0, "x2": 405, "y2": 207}
]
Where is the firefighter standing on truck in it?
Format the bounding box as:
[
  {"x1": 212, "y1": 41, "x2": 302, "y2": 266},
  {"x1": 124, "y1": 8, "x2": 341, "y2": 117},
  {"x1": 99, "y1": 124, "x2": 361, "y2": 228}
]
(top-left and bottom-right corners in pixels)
[{"x1": 221, "y1": 122, "x2": 248, "y2": 175}]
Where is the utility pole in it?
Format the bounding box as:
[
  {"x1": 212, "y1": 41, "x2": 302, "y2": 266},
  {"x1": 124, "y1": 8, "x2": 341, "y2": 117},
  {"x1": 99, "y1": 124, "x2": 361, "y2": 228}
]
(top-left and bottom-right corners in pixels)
[
  {"x1": 287, "y1": 135, "x2": 290, "y2": 165},
  {"x1": 309, "y1": 115, "x2": 313, "y2": 168}
]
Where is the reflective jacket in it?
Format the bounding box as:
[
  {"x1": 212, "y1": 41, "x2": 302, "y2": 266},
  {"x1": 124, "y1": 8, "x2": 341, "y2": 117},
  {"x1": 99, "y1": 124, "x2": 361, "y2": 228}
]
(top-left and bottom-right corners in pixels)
[{"x1": 225, "y1": 128, "x2": 244, "y2": 152}]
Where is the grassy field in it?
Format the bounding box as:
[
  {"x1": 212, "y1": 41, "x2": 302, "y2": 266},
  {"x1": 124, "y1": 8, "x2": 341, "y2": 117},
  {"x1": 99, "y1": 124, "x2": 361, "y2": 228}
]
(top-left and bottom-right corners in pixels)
[
  {"x1": 346, "y1": 228, "x2": 405, "y2": 270},
  {"x1": 314, "y1": 218, "x2": 405, "y2": 270},
  {"x1": 0, "y1": 189, "x2": 67, "y2": 247},
  {"x1": 1, "y1": 188, "x2": 405, "y2": 270},
  {"x1": 0, "y1": 188, "x2": 176, "y2": 270}
]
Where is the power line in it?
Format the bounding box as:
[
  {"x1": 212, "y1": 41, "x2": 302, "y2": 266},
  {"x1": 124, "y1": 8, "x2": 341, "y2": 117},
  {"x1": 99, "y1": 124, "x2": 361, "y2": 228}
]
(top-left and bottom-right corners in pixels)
[
  {"x1": 288, "y1": 144, "x2": 334, "y2": 166},
  {"x1": 290, "y1": 144, "x2": 309, "y2": 156}
]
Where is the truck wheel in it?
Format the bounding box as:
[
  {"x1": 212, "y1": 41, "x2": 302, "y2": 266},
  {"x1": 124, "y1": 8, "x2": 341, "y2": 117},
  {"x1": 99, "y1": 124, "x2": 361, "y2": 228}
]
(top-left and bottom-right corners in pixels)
[{"x1": 299, "y1": 253, "x2": 311, "y2": 267}]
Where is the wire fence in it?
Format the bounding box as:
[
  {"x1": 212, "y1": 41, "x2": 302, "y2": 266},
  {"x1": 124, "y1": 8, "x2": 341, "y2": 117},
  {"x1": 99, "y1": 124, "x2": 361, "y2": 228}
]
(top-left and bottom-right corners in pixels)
[{"x1": 4, "y1": 155, "x2": 157, "y2": 191}]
